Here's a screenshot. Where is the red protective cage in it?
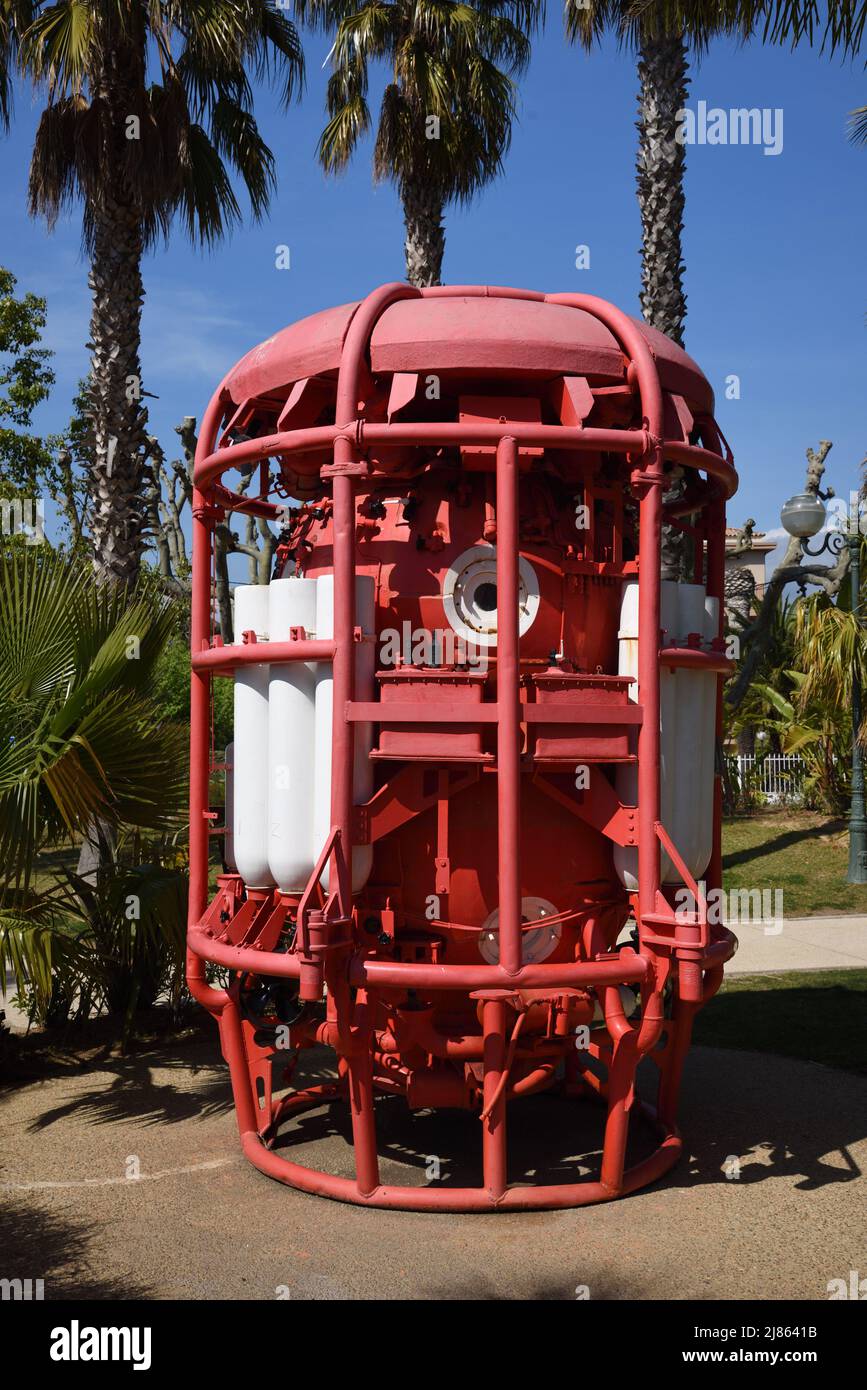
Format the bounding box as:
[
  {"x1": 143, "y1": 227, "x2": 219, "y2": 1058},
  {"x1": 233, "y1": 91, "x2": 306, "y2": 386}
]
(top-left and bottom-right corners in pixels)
[{"x1": 187, "y1": 283, "x2": 739, "y2": 1210}]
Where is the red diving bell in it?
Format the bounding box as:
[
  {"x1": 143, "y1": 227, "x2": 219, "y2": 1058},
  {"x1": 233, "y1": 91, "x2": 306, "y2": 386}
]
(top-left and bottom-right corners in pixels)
[{"x1": 187, "y1": 284, "x2": 739, "y2": 1210}]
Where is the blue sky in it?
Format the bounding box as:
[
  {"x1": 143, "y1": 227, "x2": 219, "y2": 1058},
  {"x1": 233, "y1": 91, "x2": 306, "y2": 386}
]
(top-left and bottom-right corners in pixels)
[{"x1": 1, "y1": 22, "x2": 865, "y2": 570}]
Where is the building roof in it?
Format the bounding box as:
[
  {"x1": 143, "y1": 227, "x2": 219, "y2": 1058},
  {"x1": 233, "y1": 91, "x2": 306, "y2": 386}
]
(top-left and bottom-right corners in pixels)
[{"x1": 725, "y1": 526, "x2": 777, "y2": 553}]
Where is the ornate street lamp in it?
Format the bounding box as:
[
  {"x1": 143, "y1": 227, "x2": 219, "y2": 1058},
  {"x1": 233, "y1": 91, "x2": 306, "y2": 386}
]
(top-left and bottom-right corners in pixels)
[
  {"x1": 780, "y1": 490, "x2": 867, "y2": 883},
  {"x1": 780, "y1": 491, "x2": 830, "y2": 539}
]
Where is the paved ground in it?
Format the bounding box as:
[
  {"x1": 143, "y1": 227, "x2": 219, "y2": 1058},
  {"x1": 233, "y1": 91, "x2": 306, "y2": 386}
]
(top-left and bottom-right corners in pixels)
[
  {"x1": 1, "y1": 1032, "x2": 864, "y2": 1301},
  {"x1": 726, "y1": 915, "x2": 867, "y2": 975}
]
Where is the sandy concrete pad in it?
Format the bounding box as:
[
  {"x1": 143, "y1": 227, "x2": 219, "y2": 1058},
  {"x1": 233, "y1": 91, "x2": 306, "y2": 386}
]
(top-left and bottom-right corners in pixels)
[
  {"x1": 726, "y1": 915, "x2": 867, "y2": 975},
  {"x1": 1, "y1": 1032, "x2": 864, "y2": 1302}
]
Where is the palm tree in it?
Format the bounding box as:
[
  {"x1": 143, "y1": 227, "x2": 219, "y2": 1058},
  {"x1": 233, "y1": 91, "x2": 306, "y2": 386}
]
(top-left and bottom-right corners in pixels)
[
  {"x1": 567, "y1": 0, "x2": 867, "y2": 346},
  {"x1": 0, "y1": 546, "x2": 188, "y2": 1022},
  {"x1": 751, "y1": 670, "x2": 851, "y2": 814},
  {"x1": 7, "y1": 1, "x2": 304, "y2": 586},
  {"x1": 794, "y1": 575, "x2": 867, "y2": 723},
  {"x1": 297, "y1": 0, "x2": 540, "y2": 287},
  {"x1": 564, "y1": 3, "x2": 757, "y2": 346},
  {"x1": 565, "y1": 3, "x2": 767, "y2": 586}
]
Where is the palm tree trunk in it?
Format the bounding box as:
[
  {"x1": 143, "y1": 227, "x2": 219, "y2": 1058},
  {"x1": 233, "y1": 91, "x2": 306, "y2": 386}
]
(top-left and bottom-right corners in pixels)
[
  {"x1": 87, "y1": 201, "x2": 149, "y2": 586},
  {"x1": 403, "y1": 179, "x2": 445, "y2": 287},
  {"x1": 637, "y1": 32, "x2": 691, "y2": 580},
  {"x1": 636, "y1": 33, "x2": 689, "y2": 345}
]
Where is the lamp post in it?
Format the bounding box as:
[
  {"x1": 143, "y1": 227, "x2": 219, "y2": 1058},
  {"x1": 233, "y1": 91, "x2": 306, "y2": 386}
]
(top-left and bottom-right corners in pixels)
[{"x1": 780, "y1": 491, "x2": 867, "y2": 883}]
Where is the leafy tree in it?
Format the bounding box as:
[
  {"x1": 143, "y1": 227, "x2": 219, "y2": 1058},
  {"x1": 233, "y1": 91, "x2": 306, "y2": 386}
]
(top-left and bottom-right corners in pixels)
[
  {"x1": 0, "y1": 264, "x2": 55, "y2": 507},
  {"x1": 298, "y1": 0, "x2": 540, "y2": 285}
]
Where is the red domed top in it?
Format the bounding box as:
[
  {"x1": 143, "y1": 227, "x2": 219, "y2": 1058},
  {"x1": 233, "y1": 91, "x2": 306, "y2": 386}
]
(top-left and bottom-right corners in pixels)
[{"x1": 223, "y1": 286, "x2": 715, "y2": 415}]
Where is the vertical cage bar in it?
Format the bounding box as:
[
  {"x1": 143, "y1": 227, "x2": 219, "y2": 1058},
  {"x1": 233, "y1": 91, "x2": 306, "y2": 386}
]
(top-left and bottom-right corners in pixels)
[
  {"x1": 495, "y1": 436, "x2": 522, "y2": 977},
  {"x1": 482, "y1": 998, "x2": 508, "y2": 1200},
  {"x1": 330, "y1": 472, "x2": 356, "y2": 913},
  {"x1": 187, "y1": 390, "x2": 231, "y2": 1015},
  {"x1": 636, "y1": 469, "x2": 664, "y2": 927}
]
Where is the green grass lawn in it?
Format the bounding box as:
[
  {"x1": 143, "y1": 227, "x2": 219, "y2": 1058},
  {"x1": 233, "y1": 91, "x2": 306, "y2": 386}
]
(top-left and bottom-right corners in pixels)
[
  {"x1": 722, "y1": 812, "x2": 867, "y2": 918},
  {"x1": 693, "y1": 968, "x2": 867, "y2": 1074}
]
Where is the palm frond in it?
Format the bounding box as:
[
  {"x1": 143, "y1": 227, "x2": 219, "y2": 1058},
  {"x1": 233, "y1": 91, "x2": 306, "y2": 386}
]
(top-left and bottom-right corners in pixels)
[
  {"x1": 21, "y1": 0, "x2": 303, "y2": 248},
  {"x1": 849, "y1": 103, "x2": 867, "y2": 146},
  {"x1": 566, "y1": 0, "x2": 759, "y2": 52},
  {"x1": 795, "y1": 592, "x2": 867, "y2": 713},
  {"x1": 26, "y1": 93, "x2": 93, "y2": 227},
  {"x1": 0, "y1": 0, "x2": 36, "y2": 127},
  {"x1": 320, "y1": 0, "x2": 531, "y2": 209},
  {"x1": 320, "y1": 61, "x2": 371, "y2": 169},
  {"x1": 0, "y1": 551, "x2": 187, "y2": 891},
  {"x1": 18, "y1": 0, "x2": 97, "y2": 92},
  {"x1": 254, "y1": 2, "x2": 305, "y2": 104},
  {"x1": 172, "y1": 119, "x2": 243, "y2": 244},
  {"x1": 757, "y1": 0, "x2": 866, "y2": 55},
  {"x1": 209, "y1": 91, "x2": 276, "y2": 218}
]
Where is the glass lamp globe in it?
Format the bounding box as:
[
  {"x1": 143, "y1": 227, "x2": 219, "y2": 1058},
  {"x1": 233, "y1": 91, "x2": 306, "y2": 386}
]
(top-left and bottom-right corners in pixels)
[{"x1": 780, "y1": 492, "x2": 827, "y2": 539}]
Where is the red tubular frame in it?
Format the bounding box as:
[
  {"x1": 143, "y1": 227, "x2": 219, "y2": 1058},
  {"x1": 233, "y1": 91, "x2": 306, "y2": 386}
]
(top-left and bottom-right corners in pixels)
[{"x1": 187, "y1": 283, "x2": 738, "y2": 1209}]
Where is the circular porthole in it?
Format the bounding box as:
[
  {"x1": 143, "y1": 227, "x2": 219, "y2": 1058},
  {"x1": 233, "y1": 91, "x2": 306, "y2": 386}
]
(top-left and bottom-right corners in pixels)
[
  {"x1": 478, "y1": 896, "x2": 561, "y2": 966},
  {"x1": 442, "y1": 544, "x2": 540, "y2": 649}
]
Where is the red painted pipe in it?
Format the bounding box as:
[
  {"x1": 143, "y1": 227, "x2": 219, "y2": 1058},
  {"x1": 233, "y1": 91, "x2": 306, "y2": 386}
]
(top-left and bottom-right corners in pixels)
[
  {"x1": 330, "y1": 284, "x2": 420, "y2": 921},
  {"x1": 496, "y1": 436, "x2": 522, "y2": 977},
  {"x1": 238, "y1": 1124, "x2": 682, "y2": 1210},
  {"x1": 659, "y1": 646, "x2": 733, "y2": 674},
  {"x1": 192, "y1": 639, "x2": 335, "y2": 673},
  {"x1": 195, "y1": 421, "x2": 736, "y2": 500},
  {"x1": 188, "y1": 922, "x2": 651, "y2": 990},
  {"x1": 482, "y1": 998, "x2": 508, "y2": 1200},
  {"x1": 193, "y1": 422, "x2": 645, "y2": 490},
  {"x1": 187, "y1": 387, "x2": 231, "y2": 1018},
  {"x1": 329, "y1": 286, "x2": 422, "y2": 1194}
]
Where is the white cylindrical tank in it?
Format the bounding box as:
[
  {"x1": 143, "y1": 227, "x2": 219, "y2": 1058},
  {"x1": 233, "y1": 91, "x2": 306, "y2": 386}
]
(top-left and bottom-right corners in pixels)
[
  {"x1": 233, "y1": 585, "x2": 273, "y2": 888},
  {"x1": 614, "y1": 579, "x2": 717, "y2": 889},
  {"x1": 224, "y1": 741, "x2": 236, "y2": 871},
  {"x1": 670, "y1": 583, "x2": 715, "y2": 883},
  {"x1": 700, "y1": 593, "x2": 721, "y2": 861},
  {"x1": 313, "y1": 574, "x2": 376, "y2": 892},
  {"x1": 267, "y1": 577, "x2": 318, "y2": 891}
]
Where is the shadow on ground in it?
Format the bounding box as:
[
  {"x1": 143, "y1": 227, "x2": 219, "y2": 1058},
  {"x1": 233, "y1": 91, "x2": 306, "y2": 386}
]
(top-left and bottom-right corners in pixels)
[
  {"x1": 722, "y1": 819, "x2": 845, "y2": 870},
  {"x1": 6, "y1": 1032, "x2": 865, "y2": 1204},
  {"x1": 25, "y1": 1047, "x2": 232, "y2": 1134},
  {"x1": 265, "y1": 1044, "x2": 864, "y2": 1197},
  {"x1": 0, "y1": 1197, "x2": 154, "y2": 1299}
]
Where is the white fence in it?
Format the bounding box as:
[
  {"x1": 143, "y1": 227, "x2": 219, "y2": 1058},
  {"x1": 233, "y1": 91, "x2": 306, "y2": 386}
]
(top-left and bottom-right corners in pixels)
[{"x1": 725, "y1": 753, "x2": 807, "y2": 804}]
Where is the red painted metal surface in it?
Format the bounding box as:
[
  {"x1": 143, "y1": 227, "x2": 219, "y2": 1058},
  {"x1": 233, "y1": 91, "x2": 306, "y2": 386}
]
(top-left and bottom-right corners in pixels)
[{"x1": 187, "y1": 284, "x2": 738, "y2": 1209}]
